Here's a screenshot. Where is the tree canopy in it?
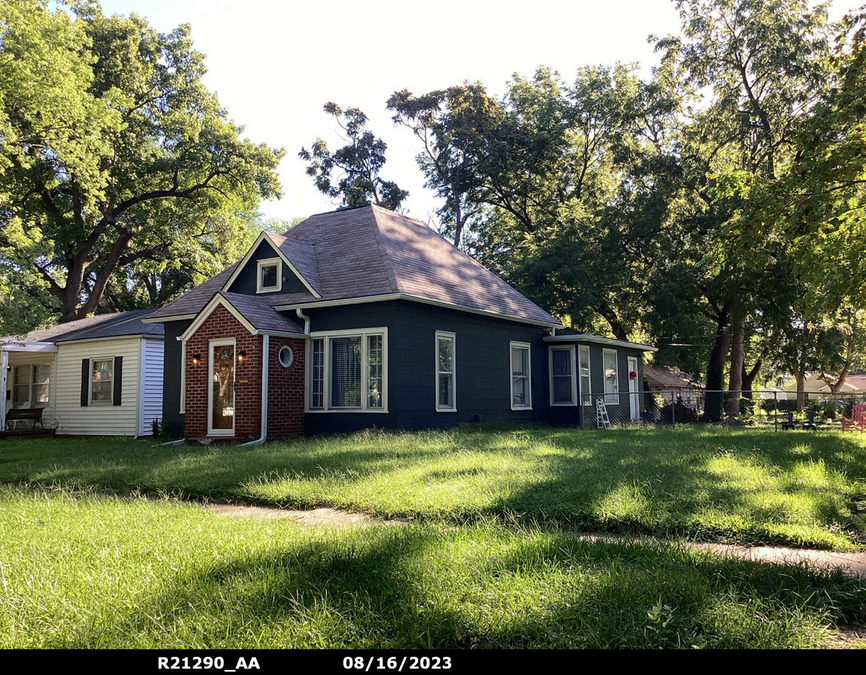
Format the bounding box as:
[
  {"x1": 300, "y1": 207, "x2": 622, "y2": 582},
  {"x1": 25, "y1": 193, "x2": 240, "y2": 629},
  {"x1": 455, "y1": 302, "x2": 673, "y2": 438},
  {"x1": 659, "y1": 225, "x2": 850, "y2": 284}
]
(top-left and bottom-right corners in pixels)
[{"x1": 0, "y1": 0, "x2": 283, "y2": 326}]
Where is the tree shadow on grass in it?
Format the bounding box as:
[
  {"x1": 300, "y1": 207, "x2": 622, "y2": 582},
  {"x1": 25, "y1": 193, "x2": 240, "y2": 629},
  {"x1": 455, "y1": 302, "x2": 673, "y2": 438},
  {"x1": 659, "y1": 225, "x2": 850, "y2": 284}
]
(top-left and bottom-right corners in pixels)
[
  {"x1": 66, "y1": 525, "x2": 866, "y2": 649},
  {"x1": 3, "y1": 426, "x2": 865, "y2": 547}
]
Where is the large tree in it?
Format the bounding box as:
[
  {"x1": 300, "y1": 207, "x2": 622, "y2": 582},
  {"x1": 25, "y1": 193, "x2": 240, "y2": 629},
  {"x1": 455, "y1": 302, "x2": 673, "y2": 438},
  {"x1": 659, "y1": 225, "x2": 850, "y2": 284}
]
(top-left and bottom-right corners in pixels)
[
  {"x1": 0, "y1": 0, "x2": 283, "y2": 324},
  {"x1": 300, "y1": 103, "x2": 407, "y2": 211}
]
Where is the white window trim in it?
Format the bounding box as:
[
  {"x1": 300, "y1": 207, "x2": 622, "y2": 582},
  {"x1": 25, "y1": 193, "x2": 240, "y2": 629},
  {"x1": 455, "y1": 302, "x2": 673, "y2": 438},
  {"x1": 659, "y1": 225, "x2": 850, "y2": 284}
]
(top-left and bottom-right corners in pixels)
[
  {"x1": 510, "y1": 341, "x2": 532, "y2": 411},
  {"x1": 179, "y1": 340, "x2": 186, "y2": 414},
  {"x1": 435, "y1": 331, "x2": 457, "y2": 412},
  {"x1": 256, "y1": 257, "x2": 282, "y2": 294},
  {"x1": 11, "y1": 364, "x2": 50, "y2": 409},
  {"x1": 207, "y1": 338, "x2": 236, "y2": 436},
  {"x1": 578, "y1": 344, "x2": 592, "y2": 406},
  {"x1": 603, "y1": 347, "x2": 619, "y2": 405},
  {"x1": 306, "y1": 327, "x2": 388, "y2": 413},
  {"x1": 88, "y1": 357, "x2": 114, "y2": 406},
  {"x1": 548, "y1": 345, "x2": 577, "y2": 406}
]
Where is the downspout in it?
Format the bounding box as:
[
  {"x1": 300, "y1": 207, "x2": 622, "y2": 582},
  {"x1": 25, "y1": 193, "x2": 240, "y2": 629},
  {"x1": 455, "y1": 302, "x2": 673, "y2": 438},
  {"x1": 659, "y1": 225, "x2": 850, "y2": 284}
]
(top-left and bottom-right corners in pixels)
[
  {"x1": 0, "y1": 348, "x2": 7, "y2": 432},
  {"x1": 241, "y1": 333, "x2": 270, "y2": 446},
  {"x1": 295, "y1": 308, "x2": 311, "y2": 335}
]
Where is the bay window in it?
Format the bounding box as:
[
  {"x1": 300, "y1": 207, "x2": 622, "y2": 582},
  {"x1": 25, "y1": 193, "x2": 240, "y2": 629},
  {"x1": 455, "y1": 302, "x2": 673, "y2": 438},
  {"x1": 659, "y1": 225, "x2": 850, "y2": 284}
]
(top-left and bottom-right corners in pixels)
[{"x1": 307, "y1": 328, "x2": 387, "y2": 412}]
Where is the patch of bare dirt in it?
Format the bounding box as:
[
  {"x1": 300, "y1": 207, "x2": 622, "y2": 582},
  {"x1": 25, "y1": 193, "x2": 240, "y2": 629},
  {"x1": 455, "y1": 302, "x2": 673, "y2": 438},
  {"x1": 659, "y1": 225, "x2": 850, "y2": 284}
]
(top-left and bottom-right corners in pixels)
[{"x1": 206, "y1": 503, "x2": 406, "y2": 528}]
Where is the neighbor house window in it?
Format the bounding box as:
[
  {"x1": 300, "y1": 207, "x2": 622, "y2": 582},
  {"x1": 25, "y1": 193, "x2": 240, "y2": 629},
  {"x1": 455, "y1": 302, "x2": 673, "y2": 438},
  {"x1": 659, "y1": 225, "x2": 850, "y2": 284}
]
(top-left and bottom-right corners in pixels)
[
  {"x1": 307, "y1": 328, "x2": 387, "y2": 412},
  {"x1": 603, "y1": 348, "x2": 618, "y2": 405},
  {"x1": 510, "y1": 342, "x2": 532, "y2": 410},
  {"x1": 90, "y1": 359, "x2": 114, "y2": 405},
  {"x1": 12, "y1": 364, "x2": 49, "y2": 409},
  {"x1": 435, "y1": 331, "x2": 456, "y2": 412},
  {"x1": 549, "y1": 346, "x2": 576, "y2": 405},
  {"x1": 256, "y1": 257, "x2": 281, "y2": 293},
  {"x1": 578, "y1": 345, "x2": 591, "y2": 406}
]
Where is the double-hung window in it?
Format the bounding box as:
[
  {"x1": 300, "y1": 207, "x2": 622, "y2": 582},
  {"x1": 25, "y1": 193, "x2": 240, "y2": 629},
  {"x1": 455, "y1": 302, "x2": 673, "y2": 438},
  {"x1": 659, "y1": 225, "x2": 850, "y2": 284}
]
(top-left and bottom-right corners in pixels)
[
  {"x1": 256, "y1": 258, "x2": 281, "y2": 293},
  {"x1": 12, "y1": 364, "x2": 50, "y2": 409},
  {"x1": 307, "y1": 328, "x2": 387, "y2": 412},
  {"x1": 578, "y1": 345, "x2": 591, "y2": 406},
  {"x1": 435, "y1": 331, "x2": 456, "y2": 412},
  {"x1": 90, "y1": 359, "x2": 114, "y2": 405},
  {"x1": 603, "y1": 348, "x2": 619, "y2": 405},
  {"x1": 549, "y1": 346, "x2": 576, "y2": 405},
  {"x1": 510, "y1": 342, "x2": 532, "y2": 410}
]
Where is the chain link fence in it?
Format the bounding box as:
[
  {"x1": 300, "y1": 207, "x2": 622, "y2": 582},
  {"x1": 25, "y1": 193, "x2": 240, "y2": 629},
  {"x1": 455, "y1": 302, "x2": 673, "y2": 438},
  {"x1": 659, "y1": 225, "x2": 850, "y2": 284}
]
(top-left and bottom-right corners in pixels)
[{"x1": 578, "y1": 389, "x2": 866, "y2": 430}]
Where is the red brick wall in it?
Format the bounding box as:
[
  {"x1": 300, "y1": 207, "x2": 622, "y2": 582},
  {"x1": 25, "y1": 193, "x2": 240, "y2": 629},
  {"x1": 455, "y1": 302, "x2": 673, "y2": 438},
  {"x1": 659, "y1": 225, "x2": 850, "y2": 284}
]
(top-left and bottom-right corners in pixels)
[
  {"x1": 267, "y1": 337, "x2": 306, "y2": 438},
  {"x1": 184, "y1": 305, "x2": 263, "y2": 441}
]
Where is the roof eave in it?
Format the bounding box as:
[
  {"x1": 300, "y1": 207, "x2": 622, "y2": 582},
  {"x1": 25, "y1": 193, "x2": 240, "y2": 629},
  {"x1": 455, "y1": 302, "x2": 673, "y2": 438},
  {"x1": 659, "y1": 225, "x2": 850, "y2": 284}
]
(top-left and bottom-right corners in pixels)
[
  {"x1": 272, "y1": 293, "x2": 562, "y2": 329},
  {"x1": 543, "y1": 334, "x2": 657, "y2": 352}
]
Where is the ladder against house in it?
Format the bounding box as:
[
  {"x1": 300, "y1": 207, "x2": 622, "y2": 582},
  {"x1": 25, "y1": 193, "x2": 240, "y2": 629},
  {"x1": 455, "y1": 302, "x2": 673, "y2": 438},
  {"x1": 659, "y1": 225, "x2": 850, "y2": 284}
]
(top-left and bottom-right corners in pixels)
[{"x1": 596, "y1": 397, "x2": 611, "y2": 429}]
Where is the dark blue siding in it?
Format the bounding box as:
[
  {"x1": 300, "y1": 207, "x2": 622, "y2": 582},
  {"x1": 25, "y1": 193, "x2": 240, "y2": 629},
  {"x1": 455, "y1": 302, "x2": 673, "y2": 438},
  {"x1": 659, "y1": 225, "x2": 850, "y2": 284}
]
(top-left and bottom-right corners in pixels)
[
  {"x1": 161, "y1": 318, "x2": 192, "y2": 436},
  {"x1": 228, "y1": 240, "x2": 308, "y2": 295},
  {"x1": 303, "y1": 300, "x2": 549, "y2": 434}
]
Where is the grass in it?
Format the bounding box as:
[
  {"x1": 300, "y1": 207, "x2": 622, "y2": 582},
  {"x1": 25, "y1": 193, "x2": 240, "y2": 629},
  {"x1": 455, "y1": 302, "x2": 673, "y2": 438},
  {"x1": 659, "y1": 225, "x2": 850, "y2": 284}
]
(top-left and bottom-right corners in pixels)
[
  {"x1": 0, "y1": 425, "x2": 864, "y2": 549},
  {"x1": 1, "y1": 484, "x2": 865, "y2": 649}
]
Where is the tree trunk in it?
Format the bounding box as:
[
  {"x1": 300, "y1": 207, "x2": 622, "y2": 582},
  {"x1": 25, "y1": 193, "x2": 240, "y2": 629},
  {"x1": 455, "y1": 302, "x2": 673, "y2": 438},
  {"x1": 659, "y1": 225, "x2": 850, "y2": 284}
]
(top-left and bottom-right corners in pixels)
[
  {"x1": 452, "y1": 187, "x2": 464, "y2": 250},
  {"x1": 726, "y1": 315, "x2": 746, "y2": 418},
  {"x1": 593, "y1": 301, "x2": 629, "y2": 341},
  {"x1": 794, "y1": 370, "x2": 806, "y2": 412},
  {"x1": 704, "y1": 312, "x2": 730, "y2": 423}
]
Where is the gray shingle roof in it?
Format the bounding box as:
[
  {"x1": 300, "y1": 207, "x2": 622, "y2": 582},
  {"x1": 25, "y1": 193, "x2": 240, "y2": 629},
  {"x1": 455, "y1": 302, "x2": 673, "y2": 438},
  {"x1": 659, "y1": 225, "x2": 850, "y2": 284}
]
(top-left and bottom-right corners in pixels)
[
  {"x1": 147, "y1": 263, "x2": 239, "y2": 321},
  {"x1": 219, "y1": 292, "x2": 305, "y2": 335},
  {"x1": 151, "y1": 205, "x2": 561, "y2": 327},
  {"x1": 1, "y1": 309, "x2": 164, "y2": 344}
]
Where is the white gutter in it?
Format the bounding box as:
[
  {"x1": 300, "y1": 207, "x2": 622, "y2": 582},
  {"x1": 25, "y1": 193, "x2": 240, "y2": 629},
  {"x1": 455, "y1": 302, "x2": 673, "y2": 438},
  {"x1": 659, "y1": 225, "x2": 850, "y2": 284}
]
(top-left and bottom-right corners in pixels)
[
  {"x1": 295, "y1": 308, "x2": 311, "y2": 335},
  {"x1": 543, "y1": 334, "x2": 658, "y2": 352},
  {"x1": 241, "y1": 333, "x2": 269, "y2": 446}
]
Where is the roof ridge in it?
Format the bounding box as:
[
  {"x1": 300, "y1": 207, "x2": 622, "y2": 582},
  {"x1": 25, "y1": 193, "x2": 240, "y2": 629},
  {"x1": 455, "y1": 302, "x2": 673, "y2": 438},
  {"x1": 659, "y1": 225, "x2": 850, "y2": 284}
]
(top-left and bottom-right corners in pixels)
[{"x1": 368, "y1": 206, "x2": 402, "y2": 294}]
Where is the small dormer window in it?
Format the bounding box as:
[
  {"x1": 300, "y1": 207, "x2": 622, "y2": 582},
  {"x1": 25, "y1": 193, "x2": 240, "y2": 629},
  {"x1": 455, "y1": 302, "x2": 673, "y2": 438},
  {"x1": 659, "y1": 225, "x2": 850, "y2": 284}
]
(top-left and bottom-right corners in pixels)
[{"x1": 256, "y1": 258, "x2": 282, "y2": 293}]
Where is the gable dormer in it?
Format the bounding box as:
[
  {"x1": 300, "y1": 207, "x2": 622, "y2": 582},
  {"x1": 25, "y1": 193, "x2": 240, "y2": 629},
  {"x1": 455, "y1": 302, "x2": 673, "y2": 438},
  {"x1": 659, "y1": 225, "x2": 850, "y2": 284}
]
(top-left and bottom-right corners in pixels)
[{"x1": 222, "y1": 232, "x2": 320, "y2": 298}]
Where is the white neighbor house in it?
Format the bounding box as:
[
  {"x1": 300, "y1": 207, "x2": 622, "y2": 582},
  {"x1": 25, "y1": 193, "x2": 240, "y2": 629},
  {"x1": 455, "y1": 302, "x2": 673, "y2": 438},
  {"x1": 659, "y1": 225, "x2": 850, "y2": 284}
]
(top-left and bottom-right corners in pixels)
[{"x1": 1, "y1": 310, "x2": 164, "y2": 436}]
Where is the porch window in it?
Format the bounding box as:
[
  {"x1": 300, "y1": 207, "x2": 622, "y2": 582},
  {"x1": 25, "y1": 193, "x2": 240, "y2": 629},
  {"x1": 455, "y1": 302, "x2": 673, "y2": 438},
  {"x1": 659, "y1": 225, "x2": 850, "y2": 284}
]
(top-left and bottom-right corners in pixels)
[
  {"x1": 435, "y1": 331, "x2": 456, "y2": 412},
  {"x1": 549, "y1": 346, "x2": 575, "y2": 405},
  {"x1": 12, "y1": 364, "x2": 49, "y2": 409},
  {"x1": 256, "y1": 258, "x2": 281, "y2": 293},
  {"x1": 603, "y1": 348, "x2": 618, "y2": 405},
  {"x1": 90, "y1": 359, "x2": 114, "y2": 405},
  {"x1": 307, "y1": 328, "x2": 387, "y2": 412},
  {"x1": 578, "y1": 345, "x2": 591, "y2": 406},
  {"x1": 510, "y1": 342, "x2": 532, "y2": 410}
]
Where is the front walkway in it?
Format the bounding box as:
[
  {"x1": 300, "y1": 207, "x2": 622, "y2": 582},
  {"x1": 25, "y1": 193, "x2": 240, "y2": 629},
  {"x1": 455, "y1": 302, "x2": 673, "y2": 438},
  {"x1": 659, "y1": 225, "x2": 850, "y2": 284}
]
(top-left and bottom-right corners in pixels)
[{"x1": 206, "y1": 501, "x2": 866, "y2": 578}]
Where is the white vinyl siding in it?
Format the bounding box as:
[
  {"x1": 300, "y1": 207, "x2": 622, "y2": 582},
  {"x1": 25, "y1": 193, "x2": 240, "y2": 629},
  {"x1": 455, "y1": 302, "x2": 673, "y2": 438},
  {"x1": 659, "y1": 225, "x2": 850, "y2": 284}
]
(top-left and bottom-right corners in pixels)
[
  {"x1": 53, "y1": 338, "x2": 140, "y2": 436},
  {"x1": 140, "y1": 338, "x2": 164, "y2": 436}
]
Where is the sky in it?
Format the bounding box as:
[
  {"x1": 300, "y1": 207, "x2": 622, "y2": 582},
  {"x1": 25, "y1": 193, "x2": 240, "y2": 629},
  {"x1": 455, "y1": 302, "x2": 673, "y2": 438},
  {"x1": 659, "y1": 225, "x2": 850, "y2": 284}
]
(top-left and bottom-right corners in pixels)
[{"x1": 98, "y1": 0, "x2": 855, "y2": 226}]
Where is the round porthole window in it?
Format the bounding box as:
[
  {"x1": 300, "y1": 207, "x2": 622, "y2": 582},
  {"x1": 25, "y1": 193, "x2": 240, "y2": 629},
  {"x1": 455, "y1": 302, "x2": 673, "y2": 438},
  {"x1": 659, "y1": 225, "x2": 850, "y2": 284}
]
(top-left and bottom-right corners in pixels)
[{"x1": 278, "y1": 346, "x2": 294, "y2": 368}]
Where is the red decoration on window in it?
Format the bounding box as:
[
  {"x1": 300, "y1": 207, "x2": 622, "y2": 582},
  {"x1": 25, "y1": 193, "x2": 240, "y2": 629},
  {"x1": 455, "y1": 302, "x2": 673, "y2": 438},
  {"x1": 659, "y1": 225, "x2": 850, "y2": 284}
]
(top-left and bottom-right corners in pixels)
[{"x1": 629, "y1": 370, "x2": 638, "y2": 378}]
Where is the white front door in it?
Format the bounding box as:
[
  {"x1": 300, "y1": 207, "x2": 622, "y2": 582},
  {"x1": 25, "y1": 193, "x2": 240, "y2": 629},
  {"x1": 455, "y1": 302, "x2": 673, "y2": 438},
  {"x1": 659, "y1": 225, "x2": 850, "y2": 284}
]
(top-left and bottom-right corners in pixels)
[
  {"x1": 628, "y1": 356, "x2": 639, "y2": 422},
  {"x1": 208, "y1": 339, "x2": 236, "y2": 436}
]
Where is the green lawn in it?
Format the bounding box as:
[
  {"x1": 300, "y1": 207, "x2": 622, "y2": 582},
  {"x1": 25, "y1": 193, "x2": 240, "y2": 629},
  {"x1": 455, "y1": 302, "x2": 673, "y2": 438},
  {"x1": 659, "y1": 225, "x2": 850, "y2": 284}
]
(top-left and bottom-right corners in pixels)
[
  {"x1": 0, "y1": 426, "x2": 864, "y2": 549},
  {"x1": 1, "y1": 485, "x2": 865, "y2": 649}
]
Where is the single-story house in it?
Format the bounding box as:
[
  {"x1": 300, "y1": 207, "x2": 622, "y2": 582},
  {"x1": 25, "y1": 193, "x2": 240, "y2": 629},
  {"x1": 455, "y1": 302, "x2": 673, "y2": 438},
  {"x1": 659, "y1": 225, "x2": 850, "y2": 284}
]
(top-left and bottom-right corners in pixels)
[
  {"x1": 1, "y1": 310, "x2": 164, "y2": 436},
  {"x1": 145, "y1": 205, "x2": 656, "y2": 441},
  {"x1": 782, "y1": 372, "x2": 861, "y2": 396},
  {"x1": 643, "y1": 364, "x2": 704, "y2": 393}
]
